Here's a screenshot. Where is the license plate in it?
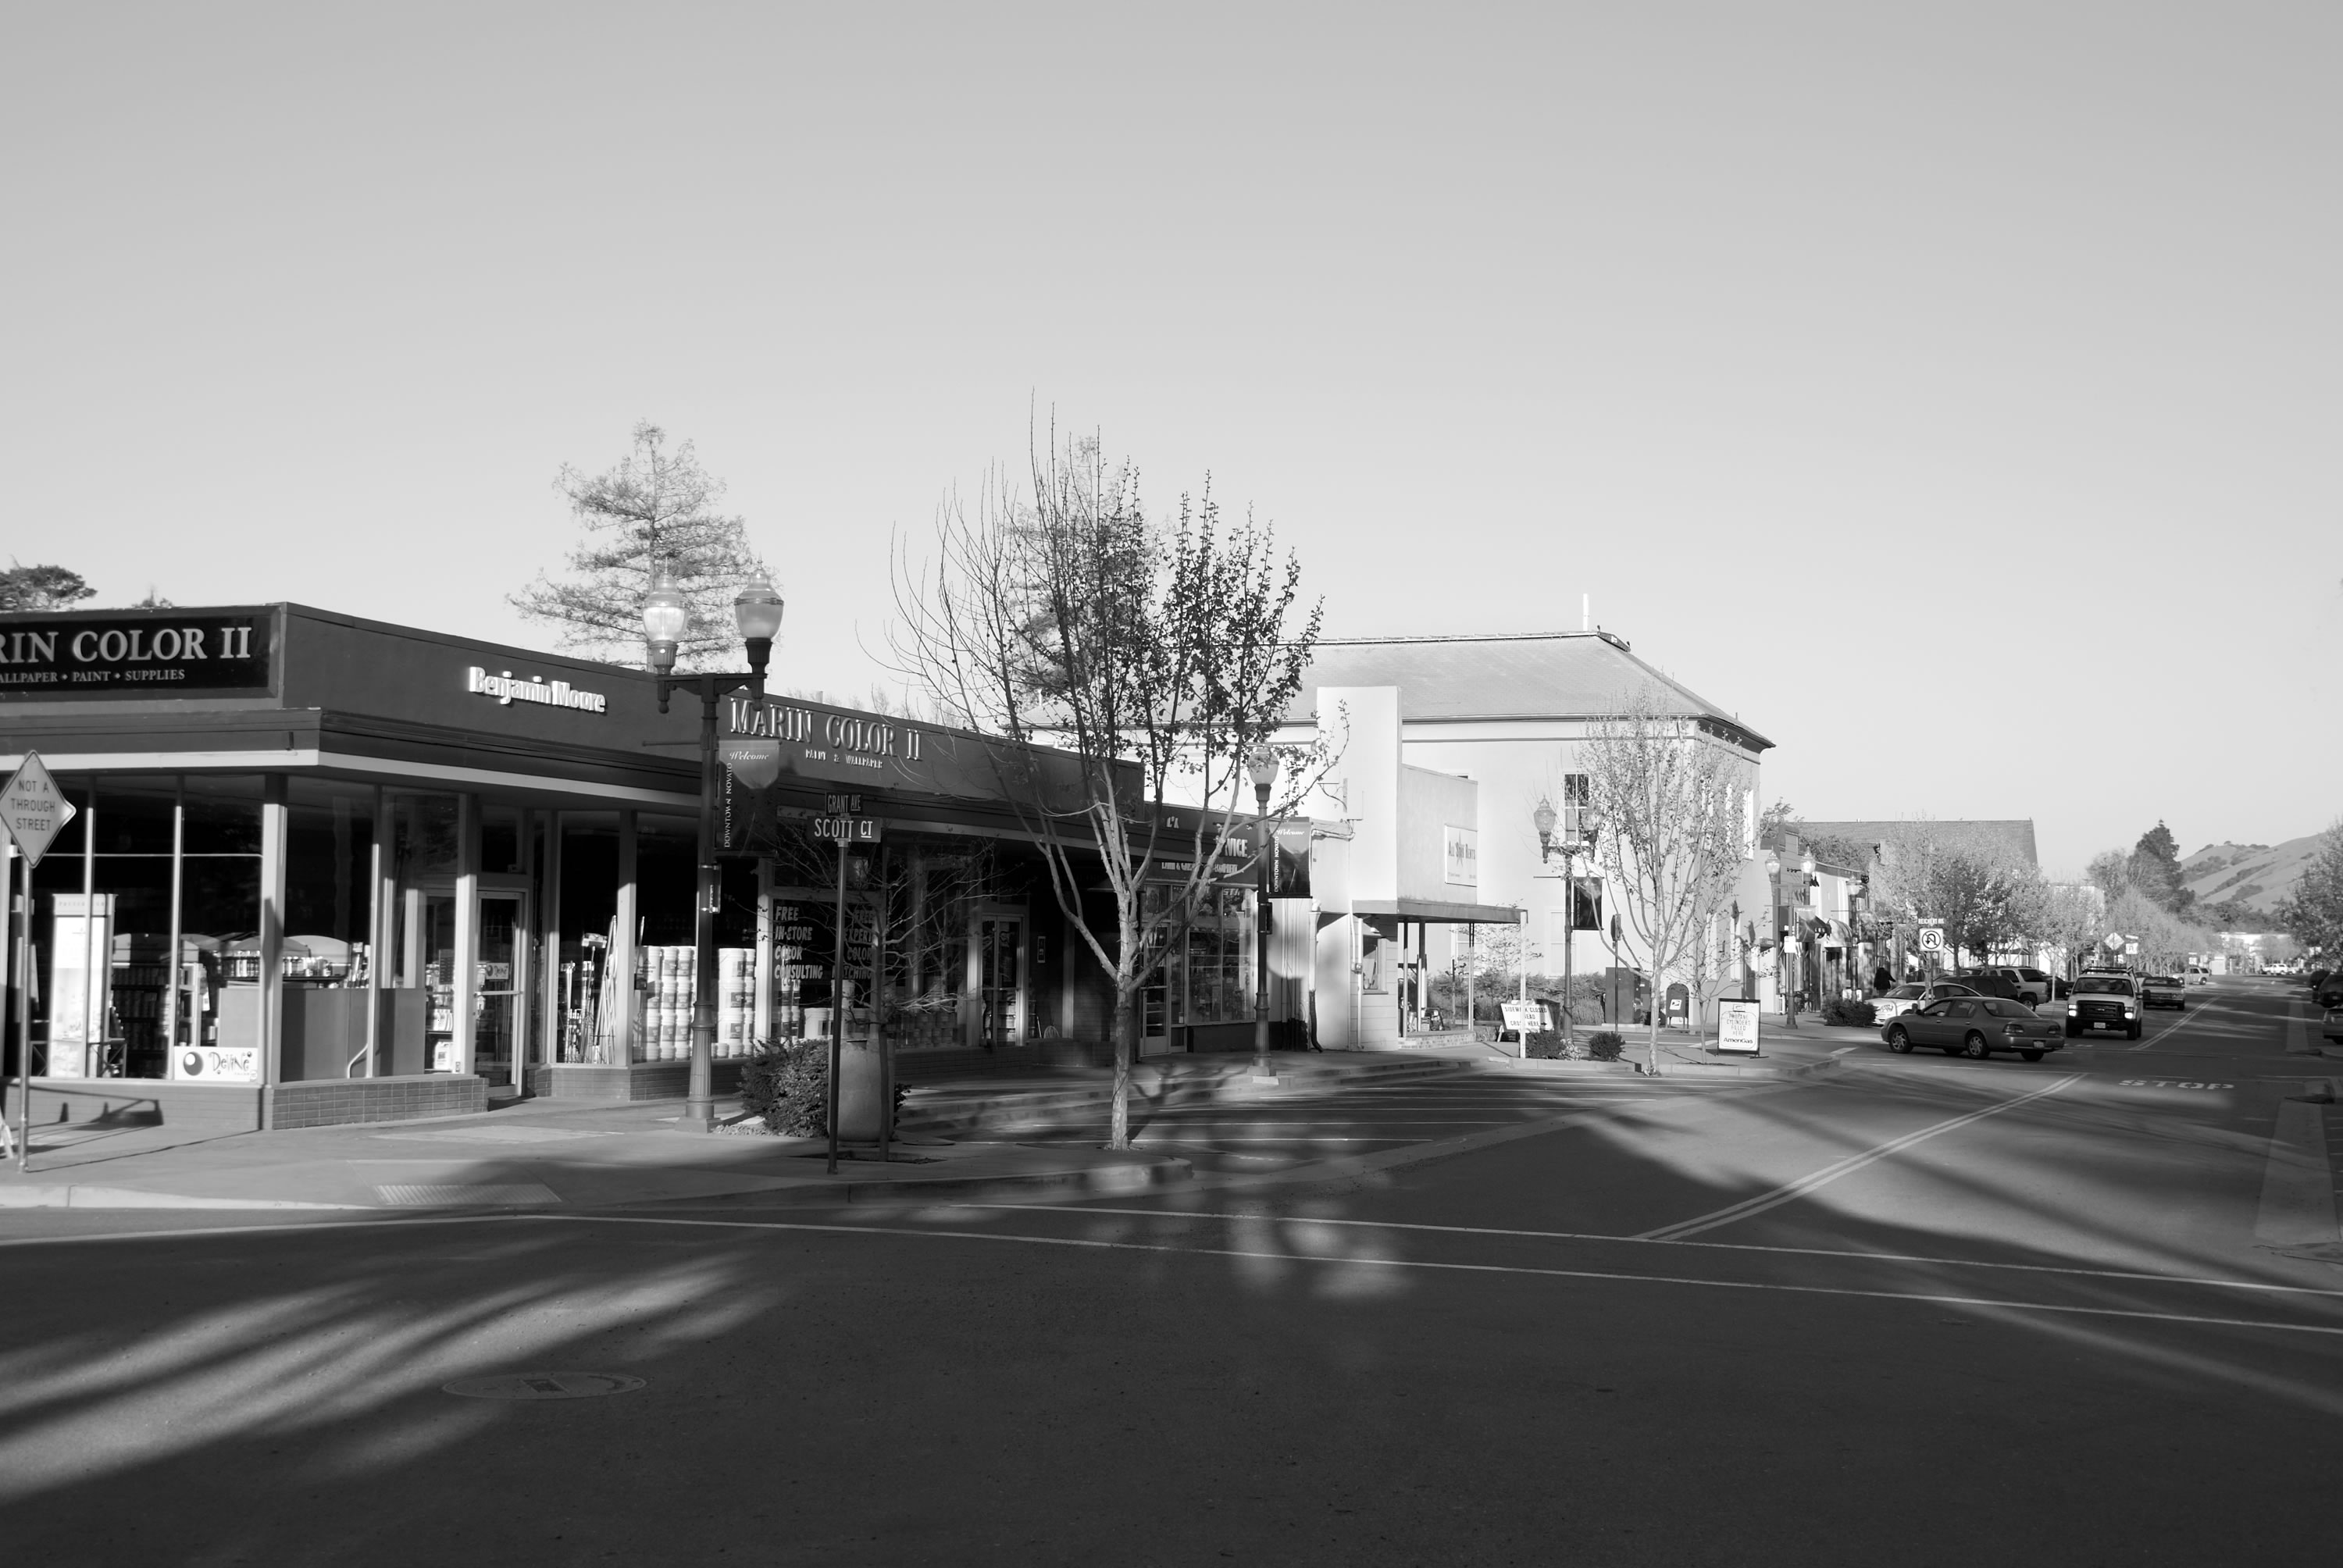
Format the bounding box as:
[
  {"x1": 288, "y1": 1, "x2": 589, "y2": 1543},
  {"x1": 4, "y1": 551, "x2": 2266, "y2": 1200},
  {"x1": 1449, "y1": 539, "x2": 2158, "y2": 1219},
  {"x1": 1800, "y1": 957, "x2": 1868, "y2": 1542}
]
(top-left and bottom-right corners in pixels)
[{"x1": 2092, "y1": 1021, "x2": 2110, "y2": 1030}]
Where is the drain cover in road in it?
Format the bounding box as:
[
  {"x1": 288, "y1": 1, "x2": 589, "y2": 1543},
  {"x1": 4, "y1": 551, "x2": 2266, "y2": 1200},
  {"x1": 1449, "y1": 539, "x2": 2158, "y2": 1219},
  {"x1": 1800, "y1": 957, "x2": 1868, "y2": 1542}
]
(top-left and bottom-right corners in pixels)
[{"x1": 443, "y1": 1372, "x2": 646, "y2": 1400}]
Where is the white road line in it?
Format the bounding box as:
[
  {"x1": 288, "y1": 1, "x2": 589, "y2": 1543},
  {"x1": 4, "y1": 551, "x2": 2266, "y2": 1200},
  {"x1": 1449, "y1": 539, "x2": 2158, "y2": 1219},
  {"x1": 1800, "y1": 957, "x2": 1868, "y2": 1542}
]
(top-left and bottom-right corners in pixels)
[
  {"x1": 1635, "y1": 1074, "x2": 2082, "y2": 1242},
  {"x1": 986, "y1": 1204, "x2": 2343, "y2": 1301},
  {"x1": 529, "y1": 1213, "x2": 2343, "y2": 1338},
  {"x1": 2287, "y1": 999, "x2": 2313, "y2": 1056},
  {"x1": 2126, "y1": 1005, "x2": 2204, "y2": 1051}
]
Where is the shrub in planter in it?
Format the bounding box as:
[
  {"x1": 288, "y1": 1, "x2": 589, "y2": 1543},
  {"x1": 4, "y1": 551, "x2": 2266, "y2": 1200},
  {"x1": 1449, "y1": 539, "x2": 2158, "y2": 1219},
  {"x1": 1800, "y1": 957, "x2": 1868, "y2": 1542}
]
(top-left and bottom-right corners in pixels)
[
  {"x1": 1523, "y1": 1028, "x2": 1565, "y2": 1060},
  {"x1": 739, "y1": 1039, "x2": 830, "y2": 1136},
  {"x1": 1822, "y1": 997, "x2": 1878, "y2": 1028},
  {"x1": 1585, "y1": 1030, "x2": 1625, "y2": 1062}
]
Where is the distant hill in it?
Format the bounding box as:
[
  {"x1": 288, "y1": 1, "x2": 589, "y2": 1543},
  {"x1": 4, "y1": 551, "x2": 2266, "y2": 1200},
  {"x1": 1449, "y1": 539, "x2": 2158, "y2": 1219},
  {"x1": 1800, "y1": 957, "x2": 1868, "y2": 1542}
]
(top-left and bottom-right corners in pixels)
[{"x1": 2181, "y1": 834, "x2": 2326, "y2": 920}]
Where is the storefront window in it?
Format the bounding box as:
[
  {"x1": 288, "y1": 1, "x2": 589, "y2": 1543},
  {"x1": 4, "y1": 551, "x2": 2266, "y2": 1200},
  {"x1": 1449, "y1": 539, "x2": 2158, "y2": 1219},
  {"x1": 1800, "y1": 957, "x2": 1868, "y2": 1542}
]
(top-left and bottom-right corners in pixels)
[
  {"x1": 285, "y1": 779, "x2": 376, "y2": 982},
  {"x1": 1175, "y1": 886, "x2": 1252, "y2": 1026},
  {"x1": 22, "y1": 775, "x2": 262, "y2": 1082}
]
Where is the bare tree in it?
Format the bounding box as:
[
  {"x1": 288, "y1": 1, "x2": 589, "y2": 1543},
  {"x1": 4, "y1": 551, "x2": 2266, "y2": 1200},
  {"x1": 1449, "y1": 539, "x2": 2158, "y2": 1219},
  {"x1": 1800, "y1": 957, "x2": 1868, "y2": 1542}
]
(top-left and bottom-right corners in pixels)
[
  {"x1": 1871, "y1": 821, "x2": 2038, "y2": 968},
  {"x1": 890, "y1": 426, "x2": 1325, "y2": 1148},
  {"x1": 511, "y1": 421, "x2": 769, "y2": 668},
  {"x1": 1578, "y1": 686, "x2": 1753, "y2": 1076}
]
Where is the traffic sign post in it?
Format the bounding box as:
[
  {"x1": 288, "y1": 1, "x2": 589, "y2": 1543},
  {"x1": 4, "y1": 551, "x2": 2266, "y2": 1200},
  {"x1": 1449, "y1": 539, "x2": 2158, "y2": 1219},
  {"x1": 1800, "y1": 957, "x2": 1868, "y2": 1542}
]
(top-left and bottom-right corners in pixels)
[{"x1": 1, "y1": 752, "x2": 77, "y2": 1171}]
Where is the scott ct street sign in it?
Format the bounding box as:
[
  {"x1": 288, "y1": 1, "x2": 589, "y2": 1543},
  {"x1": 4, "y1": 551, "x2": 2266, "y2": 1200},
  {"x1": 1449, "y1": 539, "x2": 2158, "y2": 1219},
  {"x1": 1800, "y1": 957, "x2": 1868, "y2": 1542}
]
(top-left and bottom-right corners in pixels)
[{"x1": 0, "y1": 750, "x2": 76, "y2": 868}]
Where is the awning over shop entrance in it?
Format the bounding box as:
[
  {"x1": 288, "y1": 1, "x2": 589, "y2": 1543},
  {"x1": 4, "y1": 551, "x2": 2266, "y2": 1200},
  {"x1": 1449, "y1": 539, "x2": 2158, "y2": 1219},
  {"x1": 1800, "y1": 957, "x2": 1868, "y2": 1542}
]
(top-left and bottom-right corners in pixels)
[{"x1": 1353, "y1": 896, "x2": 1521, "y2": 925}]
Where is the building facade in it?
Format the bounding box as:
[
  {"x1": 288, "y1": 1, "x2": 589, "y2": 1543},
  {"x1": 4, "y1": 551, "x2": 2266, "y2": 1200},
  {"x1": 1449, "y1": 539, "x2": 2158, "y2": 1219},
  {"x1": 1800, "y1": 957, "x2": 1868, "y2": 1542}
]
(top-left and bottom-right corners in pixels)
[
  {"x1": 0, "y1": 603, "x2": 1310, "y2": 1133},
  {"x1": 1281, "y1": 631, "x2": 1775, "y2": 1026}
]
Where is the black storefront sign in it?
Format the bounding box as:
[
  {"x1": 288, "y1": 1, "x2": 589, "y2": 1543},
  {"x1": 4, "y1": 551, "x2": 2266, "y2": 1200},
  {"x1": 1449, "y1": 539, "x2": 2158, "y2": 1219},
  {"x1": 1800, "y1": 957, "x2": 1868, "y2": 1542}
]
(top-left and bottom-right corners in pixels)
[{"x1": 0, "y1": 612, "x2": 273, "y2": 695}]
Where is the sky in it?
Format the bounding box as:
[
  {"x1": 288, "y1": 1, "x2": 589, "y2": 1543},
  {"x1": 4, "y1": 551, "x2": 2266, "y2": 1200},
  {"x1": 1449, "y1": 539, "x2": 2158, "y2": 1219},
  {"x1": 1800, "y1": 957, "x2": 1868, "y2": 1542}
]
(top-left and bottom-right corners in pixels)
[{"x1": 6, "y1": 2, "x2": 2337, "y2": 877}]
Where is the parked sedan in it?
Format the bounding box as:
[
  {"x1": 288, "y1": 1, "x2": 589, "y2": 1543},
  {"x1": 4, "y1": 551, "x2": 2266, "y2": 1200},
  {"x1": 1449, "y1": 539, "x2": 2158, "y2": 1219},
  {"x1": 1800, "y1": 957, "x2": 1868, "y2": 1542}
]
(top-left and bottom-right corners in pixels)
[
  {"x1": 1883, "y1": 996, "x2": 2064, "y2": 1061},
  {"x1": 1872, "y1": 980, "x2": 1982, "y2": 1025}
]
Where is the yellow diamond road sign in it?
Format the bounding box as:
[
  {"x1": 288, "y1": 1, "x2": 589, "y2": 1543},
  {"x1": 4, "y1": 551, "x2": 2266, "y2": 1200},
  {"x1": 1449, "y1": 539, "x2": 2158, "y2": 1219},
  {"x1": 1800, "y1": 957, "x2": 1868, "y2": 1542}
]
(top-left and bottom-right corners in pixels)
[{"x1": 1, "y1": 750, "x2": 76, "y2": 870}]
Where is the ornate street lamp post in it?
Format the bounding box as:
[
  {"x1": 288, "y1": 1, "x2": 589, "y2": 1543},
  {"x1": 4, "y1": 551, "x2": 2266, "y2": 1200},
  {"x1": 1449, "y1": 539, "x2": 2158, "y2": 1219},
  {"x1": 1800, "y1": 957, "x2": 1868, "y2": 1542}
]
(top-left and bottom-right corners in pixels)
[
  {"x1": 1764, "y1": 851, "x2": 1798, "y2": 1031},
  {"x1": 1247, "y1": 744, "x2": 1279, "y2": 1085},
  {"x1": 1535, "y1": 796, "x2": 1596, "y2": 1050},
  {"x1": 642, "y1": 565, "x2": 785, "y2": 1131}
]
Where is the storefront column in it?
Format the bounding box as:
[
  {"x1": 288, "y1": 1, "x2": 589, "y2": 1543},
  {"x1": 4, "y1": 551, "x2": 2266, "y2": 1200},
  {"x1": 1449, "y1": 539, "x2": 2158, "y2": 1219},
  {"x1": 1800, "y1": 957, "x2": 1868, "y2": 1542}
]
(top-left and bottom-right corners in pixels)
[
  {"x1": 614, "y1": 810, "x2": 638, "y2": 1064},
  {"x1": 163, "y1": 779, "x2": 184, "y2": 1069},
  {"x1": 754, "y1": 857, "x2": 773, "y2": 1043},
  {"x1": 258, "y1": 775, "x2": 287, "y2": 1128},
  {"x1": 454, "y1": 793, "x2": 478, "y2": 1078},
  {"x1": 513, "y1": 806, "x2": 535, "y2": 1094},
  {"x1": 539, "y1": 811, "x2": 562, "y2": 1071},
  {"x1": 362, "y1": 786, "x2": 383, "y2": 1078}
]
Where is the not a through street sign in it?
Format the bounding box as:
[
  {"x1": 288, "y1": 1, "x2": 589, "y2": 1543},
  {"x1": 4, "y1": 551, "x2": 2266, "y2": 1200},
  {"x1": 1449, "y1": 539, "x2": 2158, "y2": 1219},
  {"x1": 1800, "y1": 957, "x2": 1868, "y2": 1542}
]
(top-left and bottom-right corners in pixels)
[{"x1": 0, "y1": 750, "x2": 76, "y2": 868}]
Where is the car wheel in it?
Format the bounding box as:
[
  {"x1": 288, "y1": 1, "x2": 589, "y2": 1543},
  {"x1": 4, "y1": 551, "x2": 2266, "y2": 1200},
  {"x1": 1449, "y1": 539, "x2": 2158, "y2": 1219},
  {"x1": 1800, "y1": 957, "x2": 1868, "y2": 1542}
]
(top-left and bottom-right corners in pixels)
[
  {"x1": 1963, "y1": 1032, "x2": 1992, "y2": 1060},
  {"x1": 1885, "y1": 1027, "x2": 1913, "y2": 1053},
  {"x1": 2126, "y1": 1024, "x2": 2142, "y2": 1041},
  {"x1": 2020, "y1": 1049, "x2": 2044, "y2": 1062}
]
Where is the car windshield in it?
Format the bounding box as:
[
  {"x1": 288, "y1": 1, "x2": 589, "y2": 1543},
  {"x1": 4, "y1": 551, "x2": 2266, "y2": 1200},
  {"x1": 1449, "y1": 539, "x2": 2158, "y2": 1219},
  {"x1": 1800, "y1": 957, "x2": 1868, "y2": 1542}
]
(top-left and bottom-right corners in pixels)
[
  {"x1": 1888, "y1": 985, "x2": 1925, "y2": 1000},
  {"x1": 1936, "y1": 983, "x2": 1978, "y2": 996},
  {"x1": 2076, "y1": 978, "x2": 2133, "y2": 995}
]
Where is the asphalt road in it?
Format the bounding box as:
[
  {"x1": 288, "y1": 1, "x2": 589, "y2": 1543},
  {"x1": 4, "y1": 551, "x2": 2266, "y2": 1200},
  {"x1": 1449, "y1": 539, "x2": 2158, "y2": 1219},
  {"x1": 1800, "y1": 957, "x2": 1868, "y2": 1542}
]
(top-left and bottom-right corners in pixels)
[{"x1": 3, "y1": 978, "x2": 2337, "y2": 1566}]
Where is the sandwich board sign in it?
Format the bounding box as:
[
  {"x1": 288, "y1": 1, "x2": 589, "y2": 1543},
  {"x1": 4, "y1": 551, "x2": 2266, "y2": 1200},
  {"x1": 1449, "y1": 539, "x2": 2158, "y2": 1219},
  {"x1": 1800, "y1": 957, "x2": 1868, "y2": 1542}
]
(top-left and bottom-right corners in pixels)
[
  {"x1": 1499, "y1": 1000, "x2": 1546, "y2": 1042},
  {"x1": 1717, "y1": 998, "x2": 1762, "y2": 1055},
  {"x1": 1, "y1": 752, "x2": 76, "y2": 868}
]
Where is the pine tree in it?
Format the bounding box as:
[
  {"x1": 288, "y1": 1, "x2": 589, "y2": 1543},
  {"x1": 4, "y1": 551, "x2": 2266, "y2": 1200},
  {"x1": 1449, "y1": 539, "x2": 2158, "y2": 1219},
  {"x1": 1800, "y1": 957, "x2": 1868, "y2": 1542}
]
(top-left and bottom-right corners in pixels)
[
  {"x1": 511, "y1": 422, "x2": 771, "y2": 669},
  {"x1": 0, "y1": 562, "x2": 96, "y2": 611},
  {"x1": 2127, "y1": 821, "x2": 2191, "y2": 914}
]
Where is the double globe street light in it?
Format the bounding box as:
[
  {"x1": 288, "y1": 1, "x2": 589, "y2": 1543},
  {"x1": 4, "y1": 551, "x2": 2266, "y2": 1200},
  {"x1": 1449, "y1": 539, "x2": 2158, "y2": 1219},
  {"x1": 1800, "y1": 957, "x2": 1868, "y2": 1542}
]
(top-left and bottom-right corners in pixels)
[
  {"x1": 642, "y1": 564, "x2": 785, "y2": 1131},
  {"x1": 1533, "y1": 797, "x2": 1593, "y2": 1051}
]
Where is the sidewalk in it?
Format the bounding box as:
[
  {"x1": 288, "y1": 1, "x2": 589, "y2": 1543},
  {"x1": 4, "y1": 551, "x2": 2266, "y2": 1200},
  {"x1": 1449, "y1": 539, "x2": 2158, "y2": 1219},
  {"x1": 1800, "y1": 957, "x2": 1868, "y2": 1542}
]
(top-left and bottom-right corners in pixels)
[
  {"x1": 0, "y1": 1092, "x2": 1188, "y2": 1213},
  {"x1": 1420, "y1": 1016, "x2": 1868, "y2": 1080}
]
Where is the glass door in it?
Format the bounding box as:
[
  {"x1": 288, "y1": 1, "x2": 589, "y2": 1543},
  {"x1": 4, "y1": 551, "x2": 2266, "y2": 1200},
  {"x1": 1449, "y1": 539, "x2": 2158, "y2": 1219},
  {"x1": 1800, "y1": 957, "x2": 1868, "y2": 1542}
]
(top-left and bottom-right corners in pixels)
[
  {"x1": 474, "y1": 893, "x2": 523, "y2": 1088},
  {"x1": 974, "y1": 913, "x2": 1024, "y2": 1048}
]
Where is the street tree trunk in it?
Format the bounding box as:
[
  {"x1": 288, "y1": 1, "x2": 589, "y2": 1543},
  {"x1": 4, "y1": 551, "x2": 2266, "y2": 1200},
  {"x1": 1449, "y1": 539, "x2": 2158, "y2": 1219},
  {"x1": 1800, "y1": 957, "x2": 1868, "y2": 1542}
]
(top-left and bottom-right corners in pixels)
[{"x1": 1108, "y1": 984, "x2": 1133, "y2": 1150}]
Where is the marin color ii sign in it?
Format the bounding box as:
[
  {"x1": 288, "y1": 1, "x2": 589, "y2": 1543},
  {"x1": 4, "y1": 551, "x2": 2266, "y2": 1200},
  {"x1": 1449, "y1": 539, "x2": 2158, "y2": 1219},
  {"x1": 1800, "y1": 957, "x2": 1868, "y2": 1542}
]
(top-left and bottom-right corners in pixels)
[{"x1": 0, "y1": 614, "x2": 272, "y2": 693}]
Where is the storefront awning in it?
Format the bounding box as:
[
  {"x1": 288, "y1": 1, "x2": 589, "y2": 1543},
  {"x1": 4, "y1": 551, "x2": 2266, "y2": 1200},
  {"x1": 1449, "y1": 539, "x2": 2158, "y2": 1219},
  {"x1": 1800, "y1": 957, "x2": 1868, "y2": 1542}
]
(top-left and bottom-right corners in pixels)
[{"x1": 1353, "y1": 896, "x2": 1523, "y2": 925}]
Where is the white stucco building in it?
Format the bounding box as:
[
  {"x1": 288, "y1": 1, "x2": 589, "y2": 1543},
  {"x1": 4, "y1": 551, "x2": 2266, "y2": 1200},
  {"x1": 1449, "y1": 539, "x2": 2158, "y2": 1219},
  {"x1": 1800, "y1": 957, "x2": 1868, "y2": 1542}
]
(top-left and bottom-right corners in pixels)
[{"x1": 1278, "y1": 630, "x2": 1775, "y2": 1030}]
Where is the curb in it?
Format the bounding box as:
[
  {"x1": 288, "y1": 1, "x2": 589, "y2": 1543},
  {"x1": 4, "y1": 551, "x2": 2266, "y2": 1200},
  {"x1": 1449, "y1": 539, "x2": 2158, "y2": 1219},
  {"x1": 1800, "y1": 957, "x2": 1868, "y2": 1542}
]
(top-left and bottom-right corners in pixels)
[
  {"x1": 0, "y1": 1185, "x2": 362, "y2": 1211},
  {"x1": 0, "y1": 1157, "x2": 1195, "y2": 1213},
  {"x1": 622, "y1": 1155, "x2": 1196, "y2": 1210}
]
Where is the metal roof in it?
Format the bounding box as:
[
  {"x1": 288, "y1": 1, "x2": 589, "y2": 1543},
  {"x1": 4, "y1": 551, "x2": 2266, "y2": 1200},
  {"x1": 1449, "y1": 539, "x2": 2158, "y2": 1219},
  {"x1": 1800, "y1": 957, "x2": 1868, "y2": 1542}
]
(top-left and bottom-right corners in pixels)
[{"x1": 1289, "y1": 632, "x2": 1771, "y2": 750}]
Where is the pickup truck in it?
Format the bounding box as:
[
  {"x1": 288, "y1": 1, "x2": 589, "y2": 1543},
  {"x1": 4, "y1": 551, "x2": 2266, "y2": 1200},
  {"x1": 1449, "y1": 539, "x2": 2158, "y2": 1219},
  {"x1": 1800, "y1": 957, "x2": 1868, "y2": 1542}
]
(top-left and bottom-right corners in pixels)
[
  {"x1": 2067, "y1": 973, "x2": 2142, "y2": 1040},
  {"x1": 2138, "y1": 975, "x2": 2187, "y2": 1010}
]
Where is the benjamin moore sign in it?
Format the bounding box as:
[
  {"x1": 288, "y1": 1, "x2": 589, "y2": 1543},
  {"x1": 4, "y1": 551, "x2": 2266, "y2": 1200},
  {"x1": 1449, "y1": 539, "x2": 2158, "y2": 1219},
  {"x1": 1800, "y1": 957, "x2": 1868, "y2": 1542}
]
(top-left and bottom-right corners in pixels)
[{"x1": 0, "y1": 613, "x2": 272, "y2": 693}]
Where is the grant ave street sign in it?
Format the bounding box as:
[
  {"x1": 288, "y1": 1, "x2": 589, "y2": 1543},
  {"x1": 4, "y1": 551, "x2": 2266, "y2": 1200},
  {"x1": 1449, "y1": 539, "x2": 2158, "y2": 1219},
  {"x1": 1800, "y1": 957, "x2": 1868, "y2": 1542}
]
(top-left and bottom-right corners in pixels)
[{"x1": 0, "y1": 750, "x2": 75, "y2": 868}]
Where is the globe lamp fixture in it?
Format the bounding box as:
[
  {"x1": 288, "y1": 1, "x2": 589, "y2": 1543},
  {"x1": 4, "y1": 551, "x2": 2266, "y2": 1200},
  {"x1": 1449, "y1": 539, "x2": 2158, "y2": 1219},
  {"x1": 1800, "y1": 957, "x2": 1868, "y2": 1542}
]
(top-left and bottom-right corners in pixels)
[
  {"x1": 733, "y1": 572, "x2": 784, "y2": 682},
  {"x1": 640, "y1": 566, "x2": 690, "y2": 676},
  {"x1": 1246, "y1": 744, "x2": 1279, "y2": 793}
]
